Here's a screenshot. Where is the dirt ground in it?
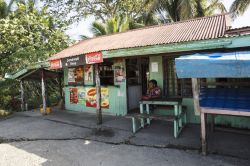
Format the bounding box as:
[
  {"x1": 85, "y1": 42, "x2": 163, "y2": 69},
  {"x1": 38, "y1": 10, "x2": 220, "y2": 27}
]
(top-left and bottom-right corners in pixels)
[{"x1": 0, "y1": 111, "x2": 249, "y2": 166}]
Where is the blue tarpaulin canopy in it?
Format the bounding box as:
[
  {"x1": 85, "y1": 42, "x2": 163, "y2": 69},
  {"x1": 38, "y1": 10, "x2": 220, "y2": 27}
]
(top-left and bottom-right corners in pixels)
[{"x1": 175, "y1": 51, "x2": 250, "y2": 78}]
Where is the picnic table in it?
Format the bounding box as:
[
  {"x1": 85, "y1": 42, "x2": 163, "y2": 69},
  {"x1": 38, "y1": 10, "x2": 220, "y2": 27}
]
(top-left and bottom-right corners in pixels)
[{"x1": 127, "y1": 98, "x2": 187, "y2": 138}]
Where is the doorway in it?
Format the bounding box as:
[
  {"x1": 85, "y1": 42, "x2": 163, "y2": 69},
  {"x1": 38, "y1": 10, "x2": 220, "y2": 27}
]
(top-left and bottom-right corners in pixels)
[{"x1": 126, "y1": 57, "x2": 149, "y2": 113}]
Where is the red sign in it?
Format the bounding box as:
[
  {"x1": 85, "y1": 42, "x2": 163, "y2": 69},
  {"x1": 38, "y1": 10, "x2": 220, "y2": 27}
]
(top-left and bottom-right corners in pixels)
[
  {"x1": 50, "y1": 59, "x2": 62, "y2": 69},
  {"x1": 85, "y1": 51, "x2": 103, "y2": 64}
]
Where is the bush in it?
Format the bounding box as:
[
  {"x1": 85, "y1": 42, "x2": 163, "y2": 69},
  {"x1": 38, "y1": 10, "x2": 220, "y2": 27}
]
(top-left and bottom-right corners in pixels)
[
  {"x1": 0, "y1": 78, "x2": 62, "y2": 111},
  {"x1": 0, "y1": 79, "x2": 20, "y2": 111}
]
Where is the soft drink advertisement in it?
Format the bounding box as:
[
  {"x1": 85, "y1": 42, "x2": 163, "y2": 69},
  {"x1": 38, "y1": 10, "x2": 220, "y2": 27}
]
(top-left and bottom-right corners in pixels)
[
  {"x1": 86, "y1": 88, "x2": 109, "y2": 109},
  {"x1": 70, "y1": 88, "x2": 78, "y2": 104}
]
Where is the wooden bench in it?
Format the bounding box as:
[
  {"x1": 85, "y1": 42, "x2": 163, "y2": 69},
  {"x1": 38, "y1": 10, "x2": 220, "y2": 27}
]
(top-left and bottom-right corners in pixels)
[{"x1": 126, "y1": 103, "x2": 187, "y2": 138}]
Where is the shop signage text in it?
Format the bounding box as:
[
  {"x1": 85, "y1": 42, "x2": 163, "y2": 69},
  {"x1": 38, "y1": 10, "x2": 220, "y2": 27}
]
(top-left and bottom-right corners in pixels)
[
  {"x1": 86, "y1": 51, "x2": 103, "y2": 64},
  {"x1": 61, "y1": 55, "x2": 86, "y2": 67}
]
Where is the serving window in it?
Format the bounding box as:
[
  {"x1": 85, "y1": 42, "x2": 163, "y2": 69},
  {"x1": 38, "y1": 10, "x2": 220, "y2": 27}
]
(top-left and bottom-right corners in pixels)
[
  {"x1": 99, "y1": 61, "x2": 114, "y2": 85},
  {"x1": 164, "y1": 57, "x2": 193, "y2": 98},
  {"x1": 126, "y1": 58, "x2": 141, "y2": 85}
]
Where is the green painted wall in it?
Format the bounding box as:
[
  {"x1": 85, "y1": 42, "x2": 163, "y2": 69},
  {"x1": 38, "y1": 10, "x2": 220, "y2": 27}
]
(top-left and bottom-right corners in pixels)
[
  {"x1": 149, "y1": 56, "x2": 164, "y2": 89},
  {"x1": 63, "y1": 62, "x2": 128, "y2": 116},
  {"x1": 64, "y1": 85, "x2": 127, "y2": 115}
]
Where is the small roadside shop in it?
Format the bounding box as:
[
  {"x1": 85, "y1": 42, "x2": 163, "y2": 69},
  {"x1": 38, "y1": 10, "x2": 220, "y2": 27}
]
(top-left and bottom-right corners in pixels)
[{"x1": 48, "y1": 14, "x2": 250, "y2": 131}]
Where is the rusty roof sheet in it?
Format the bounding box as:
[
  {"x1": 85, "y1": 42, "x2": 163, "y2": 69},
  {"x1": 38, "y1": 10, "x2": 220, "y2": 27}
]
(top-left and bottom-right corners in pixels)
[
  {"x1": 49, "y1": 14, "x2": 228, "y2": 60},
  {"x1": 225, "y1": 26, "x2": 250, "y2": 36}
]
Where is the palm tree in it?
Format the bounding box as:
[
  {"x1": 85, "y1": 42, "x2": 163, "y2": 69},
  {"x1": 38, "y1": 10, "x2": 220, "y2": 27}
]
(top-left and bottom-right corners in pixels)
[
  {"x1": 230, "y1": 0, "x2": 250, "y2": 19},
  {"x1": 145, "y1": 0, "x2": 226, "y2": 22},
  {"x1": 90, "y1": 15, "x2": 144, "y2": 36},
  {"x1": 195, "y1": 0, "x2": 226, "y2": 17}
]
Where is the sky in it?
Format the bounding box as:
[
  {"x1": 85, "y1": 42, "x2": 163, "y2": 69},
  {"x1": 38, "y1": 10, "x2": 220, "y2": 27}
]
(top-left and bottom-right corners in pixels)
[{"x1": 65, "y1": 0, "x2": 250, "y2": 40}]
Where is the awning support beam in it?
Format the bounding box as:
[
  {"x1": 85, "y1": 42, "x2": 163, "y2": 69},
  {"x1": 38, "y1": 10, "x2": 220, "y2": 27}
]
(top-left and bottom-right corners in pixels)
[
  {"x1": 41, "y1": 69, "x2": 47, "y2": 115},
  {"x1": 20, "y1": 80, "x2": 24, "y2": 111}
]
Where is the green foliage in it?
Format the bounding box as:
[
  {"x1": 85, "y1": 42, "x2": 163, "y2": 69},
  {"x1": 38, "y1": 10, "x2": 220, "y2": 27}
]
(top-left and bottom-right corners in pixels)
[
  {"x1": 91, "y1": 15, "x2": 142, "y2": 36},
  {"x1": 0, "y1": 0, "x2": 7, "y2": 18},
  {"x1": 0, "y1": 79, "x2": 20, "y2": 110},
  {"x1": 230, "y1": 0, "x2": 250, "y2": 19},
  {"x1": 0, "y1": 2, "x2": 69, "y2": 111},
  {"x1": 0, "y1": 2, "x2": 70, "y2": 76},
  {"x1": 147, "y1": 0, "x2": 226, "y2": 22},
  {"x1": 41, "y1": 0, "x2": 161, "y2": 25}
]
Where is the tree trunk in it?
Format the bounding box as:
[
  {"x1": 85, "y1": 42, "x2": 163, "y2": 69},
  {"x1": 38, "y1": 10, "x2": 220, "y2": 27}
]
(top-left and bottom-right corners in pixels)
[{"x1": 95, "y1": 64, "x2": 102, "y2": 124}]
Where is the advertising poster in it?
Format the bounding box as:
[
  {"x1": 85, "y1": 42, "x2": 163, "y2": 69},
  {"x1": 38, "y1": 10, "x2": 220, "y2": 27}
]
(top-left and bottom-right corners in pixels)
[
  {"x1": 70, "y1": 88, "x2": 78, "y2": 104},
  {"x1": 114, "y1": 65, "x2": 125, "y2": 83},
  {"x1": 86, "y1": 88, "x2": 109, "y2": 109},
  {"x1": 84, "y1": 65, "x2": 94, "y2": 84},
  {"x1": 114, "y1": 59, "x2": 126, "y2": 84},
  {"x1": 85, "y1": 51, "x2": 103, "y2": 64},
  {"x1": 49, "y1": 59, "x2": 61, "y2": 69},
  {"x1": 68, "y1": 66, "x2": 84, "y2": 84},
  {"x1": 78, "y1": 88, "x2": 86, "y2": 104}
]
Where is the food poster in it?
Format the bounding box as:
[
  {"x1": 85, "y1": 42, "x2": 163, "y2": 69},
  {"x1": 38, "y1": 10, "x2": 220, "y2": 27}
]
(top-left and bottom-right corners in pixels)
[
  {"x1": 70, "y1": 88, "x2": 78, "y2": 104},
  {"x1": 84, "y1": 65, "x2": 94, "y2": 84},
  {"x1": 68, "y1": 66, "x2": 84, "y2": 84},
  {"x1": 114, "y1": 65, "x2": 125, "y2": 82},
  {"x1": 114, "y1": 59, "x2": 126, "y2": 84},
  {"x1": 86, "y1": 87, "x2": 109, "y2": 109},
  {"x1": 78, "y1": 88, "x2": 86, "y2": 104}
]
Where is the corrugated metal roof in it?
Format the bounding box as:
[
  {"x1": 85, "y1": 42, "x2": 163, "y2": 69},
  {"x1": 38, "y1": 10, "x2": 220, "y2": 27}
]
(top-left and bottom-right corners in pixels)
[
  {"x1": 49, "y1": 14, "x2": 228, "y2": 60},
  {"x1": 225, "y1": 26, "x2": 250, "y2": 36}
]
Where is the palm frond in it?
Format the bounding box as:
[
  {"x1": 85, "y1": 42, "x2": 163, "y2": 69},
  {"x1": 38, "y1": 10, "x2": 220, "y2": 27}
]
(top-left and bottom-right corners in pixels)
[
  {"x1": 195, "y1": 0, "x2": 205, "y2": 17},
  {"x1": 119, "y1": 16, "x2": 130, "y2": 32},
  {"x1": 129, "y1": 22, "x2": 145, "y2": 29},
  {"x1": 91, "y1": 21, "x2": 107, "y2": 36},
  {"x1": 230, "y1": 0, "x2": 250, "y2": 19},
  {"x1": 80, "y1": 35, "x2": 90, "y2": 40},
  {"x1": 106, "y1": 17, "x2": 116, "y2": 34},
  {"x1": 205, "y1": 0, "x2": 227, "y2": 15},
  {"x1": 179, "y1": 0, "x2": 193, "y2": 20}
]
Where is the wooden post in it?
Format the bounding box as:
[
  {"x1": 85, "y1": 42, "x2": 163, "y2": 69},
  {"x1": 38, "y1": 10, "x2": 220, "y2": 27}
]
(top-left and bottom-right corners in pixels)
[
  {"x1": 201, "y1": 111, "x2": 207, "y2": 155},
  {"x1": 59, "y1": 73, "x2": 63, "y2": 99},
  {"x1": 192, "y1": 78, "x2": 201, "y2": 115},
  {"x1": 192, "y1": 78, "x2": 207, "y2": 154},
  {"x1": 41, "y1": 69, "x2": 46, "y2": 115},
  {"x1": 95, "y1": 64, "x2": 102, "y2": 124},
  {"x1": 20, "y1": 80, "x2": 24, "y2": 111}
]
